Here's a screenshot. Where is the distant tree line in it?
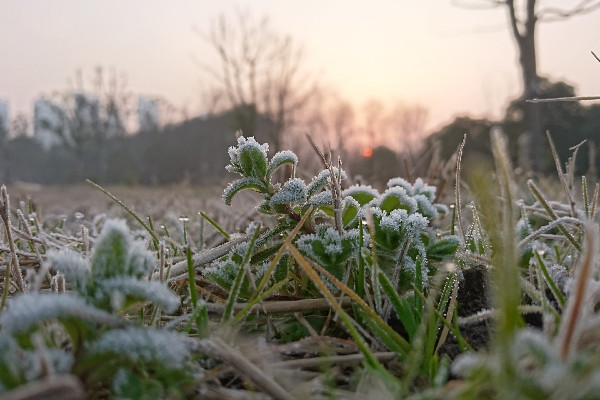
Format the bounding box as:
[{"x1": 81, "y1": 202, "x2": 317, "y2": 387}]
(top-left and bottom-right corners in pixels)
[
  {"x1": 0, "y1": 109, "x2": 273, "y2": 186},
  {"x1": 424, "y1": 78, "x2": 600, "y2": 177}
]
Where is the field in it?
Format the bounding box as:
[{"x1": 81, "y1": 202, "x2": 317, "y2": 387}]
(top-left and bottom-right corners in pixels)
[{"x1": 1, "y1": 133, "x2": 600, "y2": 399}]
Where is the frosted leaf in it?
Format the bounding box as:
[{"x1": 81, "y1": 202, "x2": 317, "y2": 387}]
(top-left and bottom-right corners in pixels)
[
  {"x1": 0, "y1": 293, "x2": 120, "y2": 334},
  {"x1": 87, "y1": 327, "x2": 191, "y2": 369},
  {"x1": 125, "y1": 238, "x2": 156, "y2": 279},
  {"x1": 270, "y1": 178, "x2": 308, "y2": 205},
  {"x1": 97, "y1": 278, "x2": 180, "y2": 313},
  {"x1": 343, "y1": 184, "x2": 380, "y2": 206},
  {"x1": 267, "y1": 150, "x2": 298, "y2": 179},
  {"x1": 413, "y1": 194, "x2": 438, "y2": 219},
  {"x1": 223, "y1": 177, "x2": 268, "y2": 206},
  {"x1": 411, "y1": 178, "x2": 437, "y2": 200},
  {"x1": 386, "y1": 177, "x2": 412, "y2": 193},
  {"x1": 308, "y1": 190, "x2": 333, "y2": 206},
  {"x1": 91, "y1": 219, "x2": 131, "y2": 281},
  {"x1": 91, "y1": 219, "x2": 154, "y2": 281},
  {"x1": 48, "y1": 248, "x2": 91, "y2": 293},
  {"x1": 378, "y1": 187, "x2": 418, "y2": 214}
]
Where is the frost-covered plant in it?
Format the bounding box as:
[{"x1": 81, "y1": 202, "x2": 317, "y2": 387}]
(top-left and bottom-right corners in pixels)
[
  {"x1": 296, "y1": 225, "x2": 362, "y2": 282},
  {"x1": 0, "y1": 218, "x2": 193, "y2": 396},
  {"x1": 48, "y1": 219, "x2": 179, "y2": 313},
  {"x1": 213, "y1": 136, "x2": 461, "y2": 344}
]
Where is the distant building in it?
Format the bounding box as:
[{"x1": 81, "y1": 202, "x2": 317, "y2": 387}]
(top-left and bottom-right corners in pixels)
[
  {"x1": 0, "y1": 99, "x2": 8, "y2": 142},
  {"x1": 34, "y1": 99, "x2": 69, "y2": 150},
  {"x1": 138, "y1": 96, "x2": 160, "y2": 132}
]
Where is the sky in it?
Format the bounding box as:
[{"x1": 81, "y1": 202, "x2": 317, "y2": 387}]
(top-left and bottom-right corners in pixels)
[{"x1": 0, "y1": 0, "x2": 599, "y2": 136}]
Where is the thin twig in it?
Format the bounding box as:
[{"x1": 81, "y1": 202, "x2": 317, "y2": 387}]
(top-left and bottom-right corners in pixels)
[
  {"x1": 528, "y1": 96, "x2": 600, "y2": 103},
  {"x1": 455, "y1": 134, "x2": 467, "y2": 242},
  {"x1": 271, "y1": 352, "x2": 397, "y2": 369}
]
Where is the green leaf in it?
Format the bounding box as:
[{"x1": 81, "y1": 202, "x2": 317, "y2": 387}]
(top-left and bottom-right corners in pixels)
[
  {"x1": 239, "y1": 144, "x2": 268, "y2": 179},
  {"x1": 342, "y1": 197, "x2": 361, "y2": 227},
  {"x1": 223, "y1": 177, "x2": 268, "y2": 205},
  {"x1": 379, "y1": 272, "x2": 418, "y2": 341},
  {"x1": 427, "y1": 235, "x2": 461, "y2": 261}
]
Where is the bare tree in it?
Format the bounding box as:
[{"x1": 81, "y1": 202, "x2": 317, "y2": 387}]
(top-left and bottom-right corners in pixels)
[
  {"x1": 200, "y1": 10, "x2": 318, "y2": 152},
  {"x1": 454, "y1": 0, "x2": 600, "y2": 170}
]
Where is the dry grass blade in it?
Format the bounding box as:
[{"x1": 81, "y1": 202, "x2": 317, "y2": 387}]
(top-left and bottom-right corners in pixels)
[
  {"x1": 0, "y1": 186, "x2": 25, "y2": 297},
  {"x1": 271, "y1": 352, "x2": 397, "y2": 369},
  {"x1": 0, "y1": 375, "x2": 85, "y2": 400},
  {"x1": 558, "y1": 221, "x2": 599, "y2": 360},
  {"x1": 163, "y1": 234, "x2": 250, "y2": 281},
  {"x1": 208, "y1": 337, "x2": 297, "y2": 400},
  {"x1": 206, "y1": 297, "x2": 353, "y2": 315},
  {"x1": 455, "y1": 134, "x2": 467, "y2": 242}
]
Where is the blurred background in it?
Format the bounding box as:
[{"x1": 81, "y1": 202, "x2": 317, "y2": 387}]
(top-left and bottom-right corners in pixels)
[{"x1": 1, "y1": 0, "x2": 599, "y2": 186}]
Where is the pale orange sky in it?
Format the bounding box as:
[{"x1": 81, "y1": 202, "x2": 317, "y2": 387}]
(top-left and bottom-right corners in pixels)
[{"x1": 0, "y1": 0, "x2": 599, "y2": 134}]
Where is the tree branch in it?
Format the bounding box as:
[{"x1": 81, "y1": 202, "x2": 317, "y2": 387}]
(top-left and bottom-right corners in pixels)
[{"x1": 538, "y1": 0, "x2": 600, "y2": 21}]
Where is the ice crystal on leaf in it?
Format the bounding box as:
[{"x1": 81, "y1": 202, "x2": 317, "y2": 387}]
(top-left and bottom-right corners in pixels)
[{"x1": 270, "y1": 178, "x2": 308, "y2": 205}]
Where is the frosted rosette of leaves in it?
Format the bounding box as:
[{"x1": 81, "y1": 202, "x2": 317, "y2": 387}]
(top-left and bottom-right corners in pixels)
[
  {"x1": 370, "y1": 207, "x2": 427, "y2": 253},
  {"x1": 296, "y1": 225, "x2": 364, "y2": 280},
  {"x1": 48, "y1": 219, "x2": 179, "y2": 313}
]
